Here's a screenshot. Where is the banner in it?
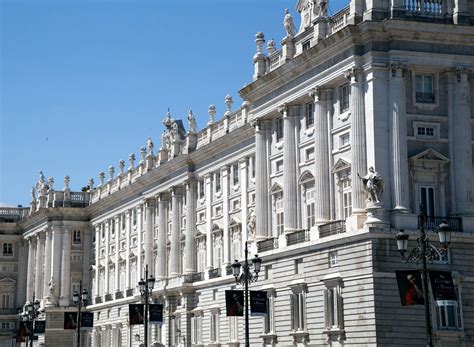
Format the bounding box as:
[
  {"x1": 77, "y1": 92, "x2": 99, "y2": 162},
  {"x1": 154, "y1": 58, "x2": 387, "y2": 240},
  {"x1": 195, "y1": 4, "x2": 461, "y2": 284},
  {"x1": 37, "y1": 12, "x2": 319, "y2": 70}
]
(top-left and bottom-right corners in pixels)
[
  {"x1": 81, "y1": 312, "x2": 94, "y2": 331},
  {"x1": 250, "y1": 291, "x2": 267, "y2": 317},
  {"x1": 149, "y1": 304, "x2": 164, "y2": 325},
  {"x1": 225, "y1": 290, "x2": 244, "y2": 317},
  {"x1": 18, "y1": 321, "x2": 31, "y2": 339},
  {"x1": 429, "y1": 271, "x2": 457, "y2": 306},
  {"x1": 395, "y1": 270, "x2": 424, "y2": 306},
  {"x1": 34, "y1": 320, "x2": 46, "y2": 334},
  {"x1": 129, "y1": 304, "x2": 144, "y2": 325},
  {"x1": 64, "y1": 312, "x2": 78, "y2": 330}
]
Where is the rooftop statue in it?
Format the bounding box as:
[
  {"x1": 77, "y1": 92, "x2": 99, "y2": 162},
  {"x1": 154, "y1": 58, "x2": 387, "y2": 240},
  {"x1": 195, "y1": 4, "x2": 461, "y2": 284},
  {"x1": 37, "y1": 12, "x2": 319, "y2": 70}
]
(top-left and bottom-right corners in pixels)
[
  {"x1": 283, "y1": 9, "x2": 297, "y2": 37},
  {"x1": 296, "y1": 0, "x2": 328, "y2": 33},
  {"x1": 188, "y1": 110, "x2": 197, "y2": 133}
]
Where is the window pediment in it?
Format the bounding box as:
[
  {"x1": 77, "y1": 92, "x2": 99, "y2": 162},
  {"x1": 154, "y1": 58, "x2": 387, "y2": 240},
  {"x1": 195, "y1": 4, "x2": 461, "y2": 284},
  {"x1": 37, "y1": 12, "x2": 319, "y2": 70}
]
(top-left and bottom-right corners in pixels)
[
  {"x1": 332, "y1": 158, "x2": 351, "y2": 173},
  {"x1": 409, "y1": 148, "x2": 449, "y2": 163}
]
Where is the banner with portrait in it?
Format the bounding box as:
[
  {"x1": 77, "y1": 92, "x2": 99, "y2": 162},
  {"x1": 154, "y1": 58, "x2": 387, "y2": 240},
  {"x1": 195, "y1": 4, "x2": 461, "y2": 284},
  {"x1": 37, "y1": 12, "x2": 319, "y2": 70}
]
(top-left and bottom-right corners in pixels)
[
  {"x1": 129, "y1": 304, "x2": 144, "y2": 325},
  {"x1": 225, "y1": 290, "x2": 244, "y2": 317},
  {"x1": 64, "y1": 312, "x2": 78, "y2": 330},
  {"x1": 395, "y1": 270, "x2": 425, "y2": 306},
  {"x1": 429, "y1": 271, "x2": 457, "y2": 306}
]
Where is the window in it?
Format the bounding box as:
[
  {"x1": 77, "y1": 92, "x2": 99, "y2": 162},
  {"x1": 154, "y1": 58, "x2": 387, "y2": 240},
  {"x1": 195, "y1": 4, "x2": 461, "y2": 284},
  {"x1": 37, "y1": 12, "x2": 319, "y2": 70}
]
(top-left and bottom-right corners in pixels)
[
  {"x1": 340, "y1": 84, "x2": 350, "y2": 113},
  {"x1": 339, "y1": 133, "x2": 350, "y2": 148},
  {"x1": 133, "y1": 209, "x2": 137, "y2": 226},
  {"x1": 302, "y1": 40, "x2": 311, "y2": 52},
  {"x1": 417, "y1": 126, "x2": 434, "y2": 137},
  {"x1": 229, "y1": 316, "x2": 239, "y2": 342},
  {"x1": 199, "y1": 180, "x2": 205, "y2": 199},
  {"x1": 232, "y1": 164, "x2": 239, "y2": 185},
  {"x1": 305, "y1": 147, "x2": 315, "y2": 162},
  {"x1": 329, "y1": 251, "x2": 338, "y2": 267},
  {"x1": 191, "y1": 313, "x2": 203, "y2": 344},
  {"x1": 214, "y1": 205, "x2": 222, "y2": 216},
  {"x1": 290, "y1": 286, "x2": 307, "y2": 332},
  {"x1": 197, "y1": 239, "x2": 206, "y2": 272},
  {"x1": 198, "y1": 211, "x2": 206, "y2": 223},
  {"x1": 420, "y1": 186, "x2": 435, "y2": 217},
  {"x1": 275, "y1": 117, "x2": 284, "y2": 141},
  {"x1": 436, "y1": 286, "x2": 462, "y2": 330},
  {"x1": 324, "y1": 278, "x2": 344, "y2": 332},
  {"x1": 215, "y1": 172, "x2": 221, "y2": 193},
  {"x1": 295, "y1": 258, "x2": 304, "y2": 274},
  {"x1": 232, "y1": 199, "x2": 241, "y2": 211},
  {"x1": 342, "y1": 178, "x2": 352, "y2": 219},
  {"x1": 276, "y1": 195, "x2": 284, "y2": 235},
  {"x1": 231, "y1": 225, "x2": 242, "y2": 261},
  {"x1": 1, "y1": 322, "x2": 10, "y2": 330},
  {"x1": 305, "y1": 186, "x2": 315, "y2": 229},
  {"x1": 264, "y1": 291, "x2": 276, "y2": 334},
  {"x1": 2, "y1": 243, "x2": 13, "y2": 256},
  {"x1": 1, "y1": 294, "x2": 11, "y2": 309},
  {"x1": 275, "y1": 160, "x2": 283, "y2": 174},
  {"x1": 415, "y1": 74, "x2": 435, "y2": 103},
  {"x1": 305, "y1": 102, "x2": 314, "y2": 127},
  {"x1": 73, "y1": 230, "x2": 81, "y2": 244},
  {"x1": 213, "y1": 234, "x2": 223, "y2": 268},
  {"x1": 210, "y1": 311, "x2": 220, "y2": 343},
  {"x1": 251, "y1": 156, "x2": 256, "y2": 178},
  {"x1": 265, "y1": 265, "x2": 273, "y2": 281}
]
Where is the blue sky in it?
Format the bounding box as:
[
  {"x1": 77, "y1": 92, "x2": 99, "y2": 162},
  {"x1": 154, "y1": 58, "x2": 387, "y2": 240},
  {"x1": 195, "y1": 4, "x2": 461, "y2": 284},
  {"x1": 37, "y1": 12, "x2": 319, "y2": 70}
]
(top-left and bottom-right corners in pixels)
[{"x1": 1, "y1": 0, "x2": 346, "y2": 206}]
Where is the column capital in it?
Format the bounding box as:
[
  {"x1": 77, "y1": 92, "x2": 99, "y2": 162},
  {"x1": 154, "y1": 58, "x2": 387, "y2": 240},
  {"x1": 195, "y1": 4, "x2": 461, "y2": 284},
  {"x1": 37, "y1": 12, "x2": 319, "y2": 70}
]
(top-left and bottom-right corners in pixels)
[
  {"x1": 277, "y1": 103, "x2": 289, "y2": 116},
  {"x1": 220, "y1": 165, "x2": 229, "y2": 174},
  {"x1": 239, "y1": 157, "x2": 249, "y2": 167},
  {"x1": 390, "y1": 62, "x2": 408, "y2": 78},
  {"x1": 114, "y1": 214, "x2": 121, "y2": 222},
  {"x1": 169, "y1": 186, "x2": 183, "y2": 196},
  {"x1": 136, "y1": 204, "x2": 143, "y2": 213},
  {"x1": 36, "y1": 232, "x2": 45, "y2": 241},
  {"x1": 158, "y1": 191, "x2": 170, "y2": 201},
  {"x1": 456, "y1": 66, "x2": 471, "y2": 82},
  {"x1": 308, "y1": 86, "x2": 332, "y2": 101},
  {"x1": 184, "y1": 177, "x2": 197, "y2": 189},
  {"x1": 144, "y1": 198, "x2": 156, "y2": 208},
  {"x1": 125, "y1": 209, "x2": 131, "y2": 217},
  {"x1": 344, "y1": 66, "x2": 363, "y2": 83}
]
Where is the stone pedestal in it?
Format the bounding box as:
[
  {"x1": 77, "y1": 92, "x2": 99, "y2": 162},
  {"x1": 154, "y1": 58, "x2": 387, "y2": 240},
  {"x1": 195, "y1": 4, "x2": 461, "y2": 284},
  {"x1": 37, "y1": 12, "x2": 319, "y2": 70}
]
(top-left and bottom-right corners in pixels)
[
  {"x1": 281, "y1": 36, "x2": 295, "y2": 62},
  {"x1": 158, "y1": 149, "x2": 168, "y2": 165},
  {"x1": 364, "y1": 202, "x2": 388, "y2": 228}
]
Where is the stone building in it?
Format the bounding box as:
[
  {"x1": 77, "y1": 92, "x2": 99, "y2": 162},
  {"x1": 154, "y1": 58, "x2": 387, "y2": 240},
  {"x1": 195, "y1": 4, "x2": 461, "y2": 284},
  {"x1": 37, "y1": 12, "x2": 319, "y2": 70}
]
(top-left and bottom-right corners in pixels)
[{"x1": 1, "y1": 0, "x2": 474, "y2": 345}]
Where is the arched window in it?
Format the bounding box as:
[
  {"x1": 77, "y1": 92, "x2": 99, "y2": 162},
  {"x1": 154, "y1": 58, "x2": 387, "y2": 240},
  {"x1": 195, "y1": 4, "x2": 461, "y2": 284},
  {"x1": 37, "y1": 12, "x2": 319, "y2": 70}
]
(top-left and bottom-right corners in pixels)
[{"x1": 299, "y1": 171, "x2": 315, "y2": 229}]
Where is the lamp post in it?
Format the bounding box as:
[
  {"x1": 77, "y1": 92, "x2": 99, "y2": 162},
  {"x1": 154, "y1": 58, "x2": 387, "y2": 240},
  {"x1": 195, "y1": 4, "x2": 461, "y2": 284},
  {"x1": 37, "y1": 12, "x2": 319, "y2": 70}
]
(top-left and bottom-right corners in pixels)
[
  {"x1": 395, "y1": 209, "x2": 451, "y2": 347},
  {"x1": 138, "y1": 264, "x2": 155, "y2": 347},
  {"x1": 21, "y1": 293, "x2": 41, "y2": 347},
  {"x1": 72, "y1": 281, "x2": 88, "y2": 347},
  {"x1": 231, "y1": 241, "x2": 262, "y2": 347}
]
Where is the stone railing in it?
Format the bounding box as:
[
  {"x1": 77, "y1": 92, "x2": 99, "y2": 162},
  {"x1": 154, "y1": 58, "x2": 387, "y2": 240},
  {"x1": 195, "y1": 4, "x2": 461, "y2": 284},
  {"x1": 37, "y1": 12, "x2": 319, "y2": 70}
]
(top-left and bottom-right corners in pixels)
[
  {"x1": 286, "y1": 229, "x2": 310, "y2": 246},
  {"x1": 208, "y1": 268, "x2": 222, "y2": 279},
  {"x1": 404, "y1": 0, "x2": 443, "y2": 16},
  {"x1": 126, "y1": 288, "x2": 135, "y2": 297},
  {"x1": 257, "y1": 237, "x2": 279, "y2": 253},
  {"x1": 329, "y1": 6, "x2": 350, "y2": 34},
  {"x1": 0, "y1": 207, "x2": 29, "y2": 220},
  {"x1": 319, "y1": 220, "x2": 346, "y2": 238}
]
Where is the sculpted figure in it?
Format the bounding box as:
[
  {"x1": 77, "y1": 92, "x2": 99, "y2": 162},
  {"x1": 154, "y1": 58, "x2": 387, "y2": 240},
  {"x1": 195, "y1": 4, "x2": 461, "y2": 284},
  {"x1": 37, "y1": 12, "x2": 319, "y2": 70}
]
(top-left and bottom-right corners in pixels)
[
  {"x1": 48, "y1": 277, "x2": 56, "y2": 295},
  {"x1": 247, "y1": 209, "x2": 256, "y2": 238},
  {"x1": 188, "y1": 110, "x2": 197, "y2": 133},
  {"x1": 283, "y1": 9, "x2": 297, "y2": 37},
  {"x1": 358, "y1": 167, "x2": 384, "y2": 204},
  {"x1": 147, "y1": 137, "x2": 154, "y2": 155}
]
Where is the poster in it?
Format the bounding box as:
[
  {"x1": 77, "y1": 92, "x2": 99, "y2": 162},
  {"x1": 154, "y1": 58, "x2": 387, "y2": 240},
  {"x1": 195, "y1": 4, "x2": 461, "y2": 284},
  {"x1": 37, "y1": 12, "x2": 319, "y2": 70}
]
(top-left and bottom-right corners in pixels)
[
  {"x1": 149, "y1": 304, "x2": 164, "y2": 325},
  {"x1": 34, "y1": 320, "x2": 46, "y2": 334},
  {"x1": 250, "y1": 291, "x2": 267, "y2": 317},
  {"x1": 129, "y1": 304, "x2": 144, "y2": 325},
  {"x1": 395, "y1": 270, "x2": 425, "y2": 306},
  {"x1": 429, "y1": 271, "x2": 457, "y2": 306},
  {"x1": 81, "y1": 312, "x2": 94, "y2": 331},
  {"x1": 64, "y1": 312, "x2": 78, "y2": 330},
  {"x1": 225, "y1": 290, "x2": 244, "y2": 317}
]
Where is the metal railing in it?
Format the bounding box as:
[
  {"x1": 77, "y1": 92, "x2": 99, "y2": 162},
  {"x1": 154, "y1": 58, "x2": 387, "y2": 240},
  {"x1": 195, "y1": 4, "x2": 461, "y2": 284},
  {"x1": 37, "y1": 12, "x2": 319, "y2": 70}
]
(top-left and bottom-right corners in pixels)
[
  {"x1": 286, "y1": 229, "x2": 310, "y2": 246},
  {"x1": 319, "y1": 220, "x2": 346, "y2": 238},
  {"x1": 424, "y1": 216, "x2": 463, "y2": 232},
  {"x1": 257, "y1": 237, "x2": 279, "y2": 253}
]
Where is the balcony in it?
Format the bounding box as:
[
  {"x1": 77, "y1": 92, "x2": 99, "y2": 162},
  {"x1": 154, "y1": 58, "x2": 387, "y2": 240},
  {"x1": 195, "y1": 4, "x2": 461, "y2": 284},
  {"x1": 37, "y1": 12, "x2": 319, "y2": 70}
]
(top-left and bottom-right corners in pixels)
[
  {"x1": 319, "y1": 220, "x2": 346, "y2": 238},
  {"x1": 286, "y1": 229, "x2": 310, "y2": 246},
  {"x1": 208, "y1": 268, "x2": 222, "y2": 279},
  {"x1": 126, "y1": 288, "x2": 135, "y2": 297},
  {"x1": 257, "y1": 237, "x2": 279, "y2": 253},
  {"x1": 115, "y1": 291, "x2": 124, "y2": 300},
  {"x1": 186, "y1": 272, "x2": 205, "y2": 283},
  {"x1": 104, "y1": 293, "x2": 113, "y2": 302},
  {"x1": 415, "y1": 92, "x2": 435, "y2": 103},
  {"x1": 95, "y1": 296, "x2": 102, "y2": 304},
  {"x1": 424, "y1": 216, "x2": 462, "y2": 232}
]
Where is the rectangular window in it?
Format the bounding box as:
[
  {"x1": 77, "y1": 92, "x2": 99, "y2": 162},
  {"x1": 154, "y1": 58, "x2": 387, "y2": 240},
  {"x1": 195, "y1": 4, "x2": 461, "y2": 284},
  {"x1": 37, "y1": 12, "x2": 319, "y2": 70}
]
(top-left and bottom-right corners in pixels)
[
  {"x1": 305, "y1": 102, "x2": 314, "y2": 127},
  {"x1": 415, "y1": 74, "x2": 435, "y2": 103},
  {"x1": 329, "y1": 251, "x2": 338, "y2": 267},
  {"x1": 417, "y1": 126, "x2": 435, "y2": 137},
  {"x1": 1, "y1": 294, "x2": 10, "y2": 309},
  {"x1": 251, "y1": 156, "x2": 256, "y2": 178},
  {"x1": 420, "y1": 186, "x2": 435, "y2": 217},
  {"x1": 276, "y1": 160, "x2": 283, "y2": 173},
  {"x1": 199, "y1": 180, "x2": 205, "y2": 199},
  {"x1": 198, "y1": 211, "x2": 206, "y2": 222},
  {"x1": 343, "y1": 191, "x2": 352, "y2": 219},
  {"x1": 215, "y1": 172, "x2": 221, "y2": 193},
  {"x1": 233, "y1": 164, "x2": 239, "y2": 185},
  {"x1": 306, "y1": 202, "x2": 315, "y2": 228},
  {"x1": 340, "y1": 84, "x2": 350, "y2": 113},
  {"x1": 229, "y1": 316, "x2": 239, "y2": 342},
  {"x1": 265, "y1": 264, "x2": 273, "y2": 280},
  {"x1": 1, "y1": 322, "x2": 10, "y2": 330},
  {"x1": 210, "y1": 312, "x2": 219, "y2": 343},
  {"x1": 305, "y1": 147, "x2": 315, "y2": 162},
  {"x1": 435, "y1": 285, "x2": 462, "y2": 331},
  {"x1": 73, "y1": 230, "x2": 81, "y2": 244},
  {"x1": 339, "y1": 133, "x2": 350, "y2": 148},
  {"x1": 2, "y1": 243, "x2": 13, "y2": 256},
  {"x1": 324, "y1": 282, "x2": 344, "y2": 330},
  {"x1": 302, "y1": 40, "x2": 311, "y2": 52},
  {"x1": 214, "y1": 205, "x2": 222, "y2": 216},
  {"x1": 277, "y1": 212, "x2": 284, "y2": 236},
  {"x1": 264, "y1": 294, "x2": 275, "y2": 334},
  {"x1": 290, "y1": 290, "x2": 306, "y2": 331},
  {"x1": 275, "y1": 117, "x2": 284, "y2": 141},
  {"x1": 295, "y1": 258, "x2": 304, "y2": 274},
  {"x1": 191, "y1": 315, "x2": 202, "y2": 344}
]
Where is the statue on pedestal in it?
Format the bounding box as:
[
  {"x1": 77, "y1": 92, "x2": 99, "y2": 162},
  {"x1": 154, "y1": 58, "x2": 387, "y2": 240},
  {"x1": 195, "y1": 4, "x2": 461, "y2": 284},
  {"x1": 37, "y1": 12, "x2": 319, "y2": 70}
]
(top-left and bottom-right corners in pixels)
[
  {"x1": 188, "y1": 110, "x2": 197, "y2": 133},
  {"x1": 48, "y1": 277, "x2": 56, "y2": 296},
  {"x1": 359, "y1": 167, "x2": 384, "y2": 204},
  {"x1": 283, "y1": 9, "x2": 297, "y2": 37},
  {"x1": 247, "y1": 209, "x2": 256, "y2": 239}
]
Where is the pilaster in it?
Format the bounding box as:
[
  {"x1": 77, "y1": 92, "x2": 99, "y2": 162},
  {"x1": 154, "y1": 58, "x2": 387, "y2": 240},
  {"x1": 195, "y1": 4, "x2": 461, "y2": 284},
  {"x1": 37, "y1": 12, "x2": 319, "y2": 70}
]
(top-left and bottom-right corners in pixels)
[
  {"x1": 59, "y1": 230, "x2": 71, "y2": 306},
  {"x1": 94, "y1": 225, "x2": 100, "y2": 298},
  {"x1": 43, "y1": 229, "x2": 52, "y2": 301},
  {"x1": 104, "y1": 220, "x2": 110, "y2": 294},
  {"x1": 137, "y1": 204, "x2": 143, "y2": 278},
  {"x1": 114, "y1": 215, "x2": 121, "y2": 293},
  {"x1": 255, "y1": 120, "x2": 270, "y2": 239},
  {"x1": 221, "y1": 166, "x2": 231, "y2": 265},
  {"x1": 170, "y1": 186, "x2": 182, "y2": 276},
  {"x1": 156, "y1": 193, "x2": 169, "y2": 279},
  {"x1": 205, "y1": 174, "x2": 213, "y2": 273},
  {"x1": 185, "y1": 179, "x2": 197, "y2": 274},
  {"x1": 144, "y1": 199, "x2": 156, "y2": 276},
  {"x1": 26, "y1": 236, "x2": 36, "y2": 301},
  {"x1": 34, "y1": 232, "x2": 45, "y2": 299},
  {"x1": 125, "y1": 210, "x2": 131, "y2": 288}
]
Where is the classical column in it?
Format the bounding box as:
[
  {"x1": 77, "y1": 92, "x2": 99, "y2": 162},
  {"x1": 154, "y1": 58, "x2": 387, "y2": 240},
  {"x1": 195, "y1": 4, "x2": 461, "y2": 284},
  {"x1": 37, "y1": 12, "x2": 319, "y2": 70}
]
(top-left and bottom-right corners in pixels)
[
  {"x1": 156, "y1": 193, "x2": 169, "y2": 279},
  {"x1": 239, "y1": 158, "x2": 249, "y2": 247},
  {"x1": 17, "y1": 240, "x2": 28, "y2": 306},
  {"x1": 94, "y1": 225, "x2": 100, "y2": 298},
  {"x1": 279, "y1": 103, "x2": 299, "y2": 231},
  {"x1": 310, "y1": 87, "x2": 331, "y2": 223},
  {"x1": 185, "y1": 179, "x2": 197, "y2": 274},
  {"x1": 104, "y1": 221, "x2": 110, "y2": 294},
  {"x1": 389, "y1": 63, "x2": 410, "y2": 212},
  {"x1": 43, "y1": 229, "x2": 52, "y2": 300},
  {"x1": 205, "y1": 174, "x2": 213, "y2": 271},
  {"x1": 136, "y1": 205, "x2": 143, "y2": 278},
  {"x1": 346, "y1": 67, "x2": 368, "y2": 214},
  {"x1": 144, "y1": 199, "x2": 155, "y2": 275},
  {"x1": 26, "y1": 237, "x2": 36, "y2": 301},
  {"x1": 125, "y1": 211, "x2": 131, "y2": 289},
  {"x1": 170, "y1": 187, "x2": 182, "y2": 276},
  {"x1": 451, "y1": 67, "x2": 473, "y2": 214},
  {"x1": 51, "y1": 227, "x2": 62, "y2": 302},
  {"x1": 255, "y1": 120, "x2": 269, "y2": 238},
  {"x1": 221, "y1": 167, "x2": 231, "y2": 259},
  {"x1": 59, "y1": 230, "x2": 71, "y2": 306},
  {"x1": 34, "y1": 232, "x2": 45, "y2": 299},
  {"x1": 114, "y1": 216, "x2": 120, "y2": 293},
  {"x1": 82, "y1": 229, "x2": 92, "y2": 291}
]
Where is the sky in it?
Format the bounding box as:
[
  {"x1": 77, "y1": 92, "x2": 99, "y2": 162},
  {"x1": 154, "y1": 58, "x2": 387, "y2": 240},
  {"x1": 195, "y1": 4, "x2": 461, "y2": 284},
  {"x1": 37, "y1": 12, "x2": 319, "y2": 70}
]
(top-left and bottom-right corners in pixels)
[{"x1": 1, "y1": 0, "x2": 347, "y2": 206}]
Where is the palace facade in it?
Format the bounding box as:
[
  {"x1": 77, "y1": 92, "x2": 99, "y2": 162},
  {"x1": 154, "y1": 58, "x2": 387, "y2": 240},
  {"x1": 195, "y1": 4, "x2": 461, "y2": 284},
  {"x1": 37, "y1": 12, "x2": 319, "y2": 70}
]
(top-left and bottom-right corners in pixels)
[{"x1": 1, "y1": 0, "x2": 474, "y2": 346}]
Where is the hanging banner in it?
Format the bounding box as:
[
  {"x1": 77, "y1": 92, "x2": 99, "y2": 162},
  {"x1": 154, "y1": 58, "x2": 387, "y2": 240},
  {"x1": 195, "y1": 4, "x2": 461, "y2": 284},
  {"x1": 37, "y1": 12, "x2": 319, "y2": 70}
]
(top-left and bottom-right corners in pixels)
[
  {"x1": 250, "y1": 290, "x2": 267, "y2": 317},
  {"x1": 149, "y1": 304, "x2": 164, "y2": 325},
  {"x1": 395, "y1": 270, "x2": 425, "y2": 306},
  {"x1": 81, "y1": 312, "x2": 94, "y2": 331},
  {"x1": 18, "y1": 321, "x2": 31, "y2": 339},
  {"x1": 34, "y1": 320, "x2": 46, "y2": 334},
  {"x1": 225, "y1": 290, "x2": 244, "y2": 317},
  {"x1": 429, "y1": 271, "x2": 457, "y2": 306},
  {"x1": 64, "y1": 312, "x2": 78, "y2": 329},
  {"x1": 129, "y1": 304, "x2": 144, "y2": 325}
]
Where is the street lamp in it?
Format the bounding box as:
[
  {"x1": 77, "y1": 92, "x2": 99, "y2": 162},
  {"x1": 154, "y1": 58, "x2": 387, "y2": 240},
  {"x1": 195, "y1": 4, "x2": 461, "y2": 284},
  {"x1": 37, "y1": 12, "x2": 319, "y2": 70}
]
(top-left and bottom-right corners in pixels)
[
  {"x1": 138, "y1": 264, "x2": 155, "y2": 347},
  {"x1": 232, "y1": 241, "x2": 262, "y2": 347},
  {"x1": 21, "y1": 293, "x2": 42, "y2": 347},
  {"x1": 394, "y1": 209, "x2": 452, "y2": 347},
  {"x1": 72, "y1": 281, "x2": 88, "y2": 347}
]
